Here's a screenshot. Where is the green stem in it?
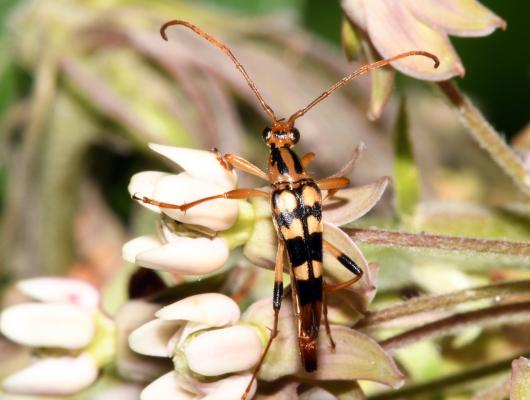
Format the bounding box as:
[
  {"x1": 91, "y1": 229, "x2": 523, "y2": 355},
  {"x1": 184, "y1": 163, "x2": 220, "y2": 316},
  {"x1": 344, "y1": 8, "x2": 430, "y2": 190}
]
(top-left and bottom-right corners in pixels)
[
  {"x1": 368, "y1": 352, "x2": 528, "y2": 400},
  {"x1": 438, "y1": 80, "x2": 530, "y2": 196},
  {"x1": 359, "y1": 280, "x2": 530, "y2": 328},
  {"x1": 344, "y1": 227, "x2": 530, "y2": 258}
]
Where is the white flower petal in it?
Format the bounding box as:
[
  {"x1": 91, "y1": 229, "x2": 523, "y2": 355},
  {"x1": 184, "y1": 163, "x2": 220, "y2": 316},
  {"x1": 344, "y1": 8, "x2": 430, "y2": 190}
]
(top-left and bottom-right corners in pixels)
[
  {"x1": 1, "y1": 303, "x2": 94, "y2": 349},
  {"x1": 141, "y1": 372, "x2": 196, "y2": 400},
  {"x1": 185, "y1": 325, "x2": 262, "y2": 376},
  {"x1": 94, "y1": 383, "x2": 143, "y2": 400},
  {"x1": 122, "y1": 236, "x2": 162, "y2": 264},
  {"x1": 136, "y1": 237, "x2": 229, "y2": 275},
  {"x1": 2, "y1": 355, "x2": 98, "y2": 396},
  {"x1": 198, "y1": 373, "x2": 257, "y2": 400},
  {"x1": 129, "y1": 171, "x2": 170, "y2": 213},
  {"x1": 365, "y1": 0, "x2": 464, "y2": 81},
  {"x1": 156, "y1": 293, "x2": 240, "y2": 326},
  {"x1": 153, "y1": 173, "x2": 239, "y2": 231},
  {"x1": 129, "y1": 319, "x2": 180, "y2": 357},
  {"x1": 341, "y1": 0, "x2": 367, "y2": 31},
  {"x1": 115, "y1": 301, "x2": 170, "y2": 383},
  {"x1": 16, "y1": 277, "x2": 99, "y2": 309},
  {"x1": 299, "y1": 387, "x2": 336, "y2": 400},
  {"x1": 149, "y1": 144, "x2": 238, "y2": 190},
  {"x1": 323, "y1": 177, "x2": 389, "y2": 226},
  {"x1": 172, "y1": 321, "x2": 211, "y2": 349},
  {"x1": 406, "y1": 0, "x2": 506, "y2": 37}
]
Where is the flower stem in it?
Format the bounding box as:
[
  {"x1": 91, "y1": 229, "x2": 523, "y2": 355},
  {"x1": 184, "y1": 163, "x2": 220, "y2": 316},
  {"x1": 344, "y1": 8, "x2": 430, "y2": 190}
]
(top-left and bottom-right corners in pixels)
[
  {"x1": 368, "y1": 352, "x2": 529, "y2": 400},
  {"x1": 437, "y1": 80, "x2": 530, "y2": 196},
  {"x1": 359, "y1": 280, "x2": 530, "y2": 328},
  {"x1": 344, "y1": 227, "x2": 530, "y2": 258},
  {"x1": 380, "y1": 301, "x2": 530, "y2": 351}
]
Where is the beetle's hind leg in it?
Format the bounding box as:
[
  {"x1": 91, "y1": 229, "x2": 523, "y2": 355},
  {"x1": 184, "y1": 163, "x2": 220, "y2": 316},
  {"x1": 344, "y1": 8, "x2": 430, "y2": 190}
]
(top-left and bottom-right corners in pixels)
[
  {"x1": 323, "y1": 239, "x2": 363, "y2": 293},
  {"x1": 321, "y1": 239, "x2": 363, "y2": 350},
  {"x1": 242, "y1": 241, "x2": 285, "y2": 400},
  {"x1": 133, "y1": 188, "x2": 268, "y2": 212},
  {"x1": 322, "y1": 291, "x2": 336, "y2": 349}
]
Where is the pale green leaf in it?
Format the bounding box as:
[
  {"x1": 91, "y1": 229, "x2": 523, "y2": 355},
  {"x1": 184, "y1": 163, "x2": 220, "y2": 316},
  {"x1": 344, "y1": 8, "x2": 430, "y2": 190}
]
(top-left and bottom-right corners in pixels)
[
  {"x1": 244, "y1": 299, "x2": 404, "y2": 388},
  {"x1": 394, "y1": 99, "x2": 421, "y2": 219}
]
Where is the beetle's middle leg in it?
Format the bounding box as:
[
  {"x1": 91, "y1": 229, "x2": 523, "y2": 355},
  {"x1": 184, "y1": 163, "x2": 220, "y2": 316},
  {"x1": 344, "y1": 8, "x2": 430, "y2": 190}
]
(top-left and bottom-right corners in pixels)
[
  {"x1": 322, "y1": 291, "x2": 336, "y2": 349},
  {"x1": 316, "y1": 176, "x2": 350, "y2": 199},
  {"x1": 321, "y1": 239, "x2": 363, "y2": 348},
  {"x1": 300, "y1": 152, "x2": 316, "y2": 167},
  {"x1": 133, "y1": 188, "x2": 268, "y2": 212},
  {"x1": 242, "y1": 241, "x2": 285, "y2": 400}
]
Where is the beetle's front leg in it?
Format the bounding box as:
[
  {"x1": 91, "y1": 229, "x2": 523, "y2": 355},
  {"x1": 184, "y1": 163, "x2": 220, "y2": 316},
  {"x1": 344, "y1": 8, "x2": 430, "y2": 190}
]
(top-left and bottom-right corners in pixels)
[
  {"x1": 212, "y1": 148, "x2": 269, "y2": 181},
  {"x1": 133, "y1": 188, "x2": 269, "y2": 212}
]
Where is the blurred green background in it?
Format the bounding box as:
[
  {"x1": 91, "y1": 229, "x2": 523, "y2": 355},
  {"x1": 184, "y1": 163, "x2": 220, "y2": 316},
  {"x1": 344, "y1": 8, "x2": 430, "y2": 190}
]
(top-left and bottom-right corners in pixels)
[{"x1": 1, "y1": 0, "x2": 529, "y2": 138}]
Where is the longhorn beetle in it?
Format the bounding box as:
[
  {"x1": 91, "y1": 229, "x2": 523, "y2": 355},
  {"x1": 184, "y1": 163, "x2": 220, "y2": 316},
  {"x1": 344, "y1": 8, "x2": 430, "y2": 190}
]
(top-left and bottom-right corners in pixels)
[{"x1": 134, "y1": 20, "x2": 439, "y2": 399}]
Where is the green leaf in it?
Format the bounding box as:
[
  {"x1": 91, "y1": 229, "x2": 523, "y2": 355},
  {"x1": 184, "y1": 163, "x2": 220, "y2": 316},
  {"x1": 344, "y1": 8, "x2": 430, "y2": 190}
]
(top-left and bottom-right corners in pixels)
[
  {"x1": 341, "y1": 17, "x2": 362, "y2": 61},
  {"x1": 361, "y1": 39, "x2": 395, "y2": 121},
  {"x1": 244, "y1": 298, "x2": 404, "y2": 388},
  {"x1": 394, "y1": 99, "x2": 421, "y2": 219}
]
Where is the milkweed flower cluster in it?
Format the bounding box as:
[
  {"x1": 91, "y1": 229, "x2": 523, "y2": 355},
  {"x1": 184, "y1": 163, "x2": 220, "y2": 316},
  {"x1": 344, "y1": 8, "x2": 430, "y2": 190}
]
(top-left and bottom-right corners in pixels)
[
  {"x1": 341, "y1": 0, "x2": 506, "y2": 81},
  {"x1": 0, "y1": 278, "x2": 114, "y2": 396},
  {"x1": 123, "y1": 144, "x2": 242, "y2": 275},
  {"x1": 119, "y1": 143, "x2": 399, "y2": 398},
  {"x1": 1, "y1": 143, "x2": 401, "y2": 398},
  {"x1": 129, "y1": 293, "x2": 261, "y2": 399}
]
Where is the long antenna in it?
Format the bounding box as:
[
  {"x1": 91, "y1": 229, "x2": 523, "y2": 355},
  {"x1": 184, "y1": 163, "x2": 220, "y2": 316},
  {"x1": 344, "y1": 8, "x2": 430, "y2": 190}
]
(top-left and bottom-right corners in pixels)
[
  {"x1": 286, "y1": 51, "x2": 440, "y2": 128},
  {"x1": 160, "y1": 20, "x2": 279, "y2": 126}
]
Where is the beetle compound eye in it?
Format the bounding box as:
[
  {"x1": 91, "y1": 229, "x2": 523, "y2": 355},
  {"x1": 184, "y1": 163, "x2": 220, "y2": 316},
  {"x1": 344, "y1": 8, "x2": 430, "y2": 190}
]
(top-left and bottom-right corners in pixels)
[
  {"x1": 291, "y1": 128, "x2": 300, "y2": 144},
  {"x1": 262, "y1": 127, "x2": 272, "y2": 142}
]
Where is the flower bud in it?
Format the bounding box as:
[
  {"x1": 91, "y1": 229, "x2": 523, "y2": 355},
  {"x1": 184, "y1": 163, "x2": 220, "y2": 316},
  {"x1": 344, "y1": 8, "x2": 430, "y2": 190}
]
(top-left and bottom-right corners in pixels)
[
  {"x1": 0, "y1": 303, "x2": 94, "y2": 349},
  {"x1": 129, "y1": 319, "x2": 181, "y2": 358},
  {"x1": 198, "y1": 373, "x2": 257, "y2": 400},
  {"x1": 141, "y1": 372, "x2": 195, "y2": 400},
  {"x1": 156, "y1": 293, "x2": 240, "y2": 327},
  {"x1": 128, "y1": 171, "x2": 170, "y2": 213},
  {"x1": 184, "y1": 325, "x2": 262, "y2": 376},
  {"x1": 3, "y1": 355, "x2": 98, "y2": 396},
  {"x1": 148, "y1": 144, "x2": 237, "y2": 190},
  {"x1": 17, "y1": 277, "x2": 100, "y2": 309},
  {"x1": 153, "y1": 173, "x2": 239, "y2": 231},
  {"x1": 135, "y1": 236, "x2": 229, "y2": 275}
]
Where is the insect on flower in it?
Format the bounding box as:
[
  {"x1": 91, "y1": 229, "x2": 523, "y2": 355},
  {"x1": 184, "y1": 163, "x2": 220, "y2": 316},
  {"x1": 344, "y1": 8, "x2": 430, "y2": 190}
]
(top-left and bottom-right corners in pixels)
[{"x1": 133, "y1": 19, "x2": 439, "y2": 400}]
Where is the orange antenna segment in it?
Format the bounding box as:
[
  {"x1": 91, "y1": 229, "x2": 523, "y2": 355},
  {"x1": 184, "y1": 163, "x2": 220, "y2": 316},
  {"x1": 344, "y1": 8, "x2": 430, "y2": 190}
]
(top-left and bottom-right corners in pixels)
[
  {"x1": 161, "y1": 20, "x2": 278, "y2": 126},
  {"x1": 286, "y1": 50, "x2": 440, "y2": 127}
]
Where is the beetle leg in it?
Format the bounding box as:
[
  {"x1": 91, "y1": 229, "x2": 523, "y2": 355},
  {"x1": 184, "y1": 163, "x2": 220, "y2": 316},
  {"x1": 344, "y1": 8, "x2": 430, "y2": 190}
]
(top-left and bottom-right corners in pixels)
[
  {"x1": 133, "y1": 188, "x2": 269, "y2": 212},
  {"x1": 316, "y1": 176, "x2": 350, "y2": 200},
  {"x1": 242, "y1": 241, "x2": 285, "y2": 400},
  {"x1": 323, "y1": 239, "x2": 363, "y2": 293},
  {"x1": 300, "y1": 152, "x2": 316, "y2": 167},
  {"x1": 322, "y1": 291, "x2": 336, "y2": 349},
  {"x1": 212, "y1": 148, "x2": 269, "y2": 181}
]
